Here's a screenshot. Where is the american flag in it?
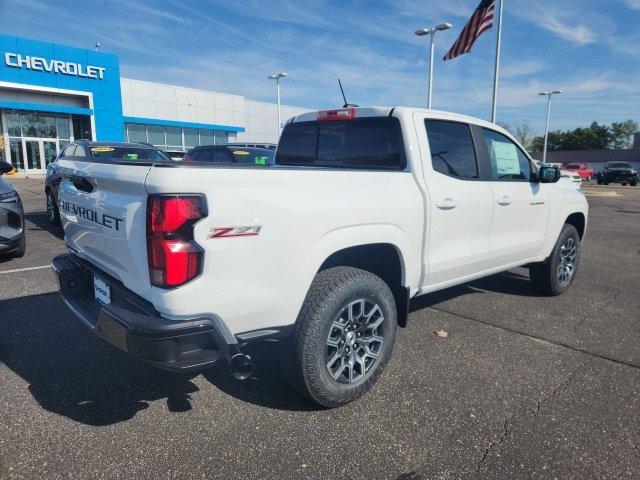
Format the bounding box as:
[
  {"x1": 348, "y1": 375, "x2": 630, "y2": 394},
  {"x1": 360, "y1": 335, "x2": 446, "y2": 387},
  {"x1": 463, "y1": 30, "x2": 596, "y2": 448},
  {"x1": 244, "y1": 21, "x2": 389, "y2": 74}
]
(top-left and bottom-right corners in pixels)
[{"x1": 443, "y1": 0, "x2": 496, "y2": 61}]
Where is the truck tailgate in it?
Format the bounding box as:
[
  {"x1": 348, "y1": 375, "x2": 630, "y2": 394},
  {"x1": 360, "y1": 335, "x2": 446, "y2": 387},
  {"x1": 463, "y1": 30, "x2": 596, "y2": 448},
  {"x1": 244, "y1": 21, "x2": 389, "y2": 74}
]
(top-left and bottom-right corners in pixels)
[{"x1": 57, "y1": 159, "x2": 152, "y2": 298}]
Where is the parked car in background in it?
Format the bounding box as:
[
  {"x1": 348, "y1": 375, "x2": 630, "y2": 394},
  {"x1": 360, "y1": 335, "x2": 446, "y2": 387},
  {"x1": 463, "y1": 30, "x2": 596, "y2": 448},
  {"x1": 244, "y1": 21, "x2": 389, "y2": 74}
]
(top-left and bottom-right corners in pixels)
[
  {"x1": 226, "y1": 142, "x2": 277, "y2": 150},
  {"x1": 164, "y1": 150, "x2": 185, "y2": 161},
  {"x1": 533, "y1": 160, "x2": 581, "y2": 188},
  {"x1": 563, "y1": 163, "x2": 594, "y2": 181},
  {"x1": 52, "y1": 106, "x2": 587, "y2": 407},
  {"x1": 184, "y1": 146, "x2": 275, "y2": 165},
  {"x1": 45, "y1": 141, "x2": 171, "y2": 225},
  {"x1": 596, "y1": 162, "x2": 638, "y2": 186},
  {"x1": 0, "y1": 161, "x2": 25, "y2": 258}
]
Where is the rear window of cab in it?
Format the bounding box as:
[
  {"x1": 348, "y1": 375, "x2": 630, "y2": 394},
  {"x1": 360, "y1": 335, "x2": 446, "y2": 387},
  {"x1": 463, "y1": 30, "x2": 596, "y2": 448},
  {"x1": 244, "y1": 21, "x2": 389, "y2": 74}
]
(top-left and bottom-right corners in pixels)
[{"x1": 276, "y1": 117, "x2": 406, "y2": 170}]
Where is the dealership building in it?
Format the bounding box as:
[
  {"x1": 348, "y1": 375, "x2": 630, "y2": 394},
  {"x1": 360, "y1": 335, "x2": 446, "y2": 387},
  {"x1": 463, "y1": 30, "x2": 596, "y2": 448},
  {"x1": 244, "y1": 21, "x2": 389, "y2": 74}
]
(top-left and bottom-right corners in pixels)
[{"x1": 0, "y1": 34, "x2": 310, "y2": 174}]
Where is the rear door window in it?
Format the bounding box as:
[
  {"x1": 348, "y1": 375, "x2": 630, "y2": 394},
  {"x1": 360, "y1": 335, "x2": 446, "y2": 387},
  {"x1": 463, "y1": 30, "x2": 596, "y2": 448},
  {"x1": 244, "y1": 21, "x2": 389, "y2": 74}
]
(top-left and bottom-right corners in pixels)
[
  {"x1": 276, "y1": 117, "x2": 406, "y2": 170},
  {"x1": 424, "y1": 120, "x2": 478, "y2": 179}
]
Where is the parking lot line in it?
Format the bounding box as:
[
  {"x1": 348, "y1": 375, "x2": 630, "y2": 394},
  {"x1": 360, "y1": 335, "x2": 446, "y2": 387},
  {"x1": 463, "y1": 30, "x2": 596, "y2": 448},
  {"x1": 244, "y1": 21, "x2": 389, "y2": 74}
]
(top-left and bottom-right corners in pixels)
[{"x1": 0, "y1": 265, "x2": 51, "y2": 275}]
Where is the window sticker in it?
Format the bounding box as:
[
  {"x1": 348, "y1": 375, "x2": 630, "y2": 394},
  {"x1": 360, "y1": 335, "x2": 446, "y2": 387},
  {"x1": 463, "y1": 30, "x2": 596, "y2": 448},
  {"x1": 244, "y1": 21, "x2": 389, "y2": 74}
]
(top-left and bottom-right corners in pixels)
[
  {"x1": 254, "y1": 156, "x2": 268, "y2": 165},
  {"x1": 233, "y1": 150, "x2": 250, "y2": 156},
  {"x1": 124, "y1": 153, "x2": 139, "y2": 160},
  {"x1": 90, "y1": 146, "x2": 115, "y2": 152},
  {"x1": 491, "y1": 140, "x2": 520, "y2": 175}
]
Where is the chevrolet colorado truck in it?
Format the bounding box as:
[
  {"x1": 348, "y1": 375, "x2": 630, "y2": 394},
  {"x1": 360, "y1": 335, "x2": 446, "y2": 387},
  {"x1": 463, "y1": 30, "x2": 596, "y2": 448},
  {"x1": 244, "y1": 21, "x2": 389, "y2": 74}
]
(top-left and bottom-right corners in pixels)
[{"x1": 52, "y1": 107, "x2": 588, "y2": 407}]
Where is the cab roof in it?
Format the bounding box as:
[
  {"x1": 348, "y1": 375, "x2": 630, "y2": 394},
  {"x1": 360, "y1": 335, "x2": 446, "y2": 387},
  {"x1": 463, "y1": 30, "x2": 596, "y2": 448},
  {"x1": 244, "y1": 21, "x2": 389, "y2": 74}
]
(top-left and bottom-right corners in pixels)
[{"x1": 289, "y1": 106, "x2": 510, "y2": 137}]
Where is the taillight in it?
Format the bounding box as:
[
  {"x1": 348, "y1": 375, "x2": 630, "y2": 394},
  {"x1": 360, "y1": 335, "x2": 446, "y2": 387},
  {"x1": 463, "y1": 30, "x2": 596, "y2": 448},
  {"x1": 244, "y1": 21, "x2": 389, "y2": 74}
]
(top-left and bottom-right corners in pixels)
[
  {"x1": 147, "y1": 195, "x2": 206, "y2": 288},
  {"x1": 317, "y1": 108, "x2": 356, "y2": 121}
]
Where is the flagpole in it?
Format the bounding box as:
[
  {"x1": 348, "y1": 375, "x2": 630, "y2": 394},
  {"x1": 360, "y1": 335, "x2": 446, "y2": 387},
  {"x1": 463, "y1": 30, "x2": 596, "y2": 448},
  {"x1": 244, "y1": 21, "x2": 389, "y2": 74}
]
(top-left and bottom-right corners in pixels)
[{"x1": 491, "y1": 0, "x2": 503, "y2": 123}]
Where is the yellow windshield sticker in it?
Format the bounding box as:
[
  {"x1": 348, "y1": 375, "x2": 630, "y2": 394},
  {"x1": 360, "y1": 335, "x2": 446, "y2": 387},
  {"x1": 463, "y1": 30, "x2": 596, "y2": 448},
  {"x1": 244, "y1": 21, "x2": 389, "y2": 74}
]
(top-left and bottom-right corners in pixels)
[
  {"x1": 90, "y1": 147, "x2": 115, "y2": 152},
  {"x1": 233, "y1": 150, "x2": 250, "y2": 156}
]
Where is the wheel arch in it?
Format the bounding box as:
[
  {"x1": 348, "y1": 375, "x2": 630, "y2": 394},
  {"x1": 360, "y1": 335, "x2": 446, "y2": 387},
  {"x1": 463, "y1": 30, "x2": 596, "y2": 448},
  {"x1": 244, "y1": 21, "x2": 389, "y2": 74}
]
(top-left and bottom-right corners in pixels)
[
  {"x1": 318, "y1": 243, "x2": 410, "y2": 328},
  {"x1": 565, "y1": 211, "x2": 586, "y2": 239}
]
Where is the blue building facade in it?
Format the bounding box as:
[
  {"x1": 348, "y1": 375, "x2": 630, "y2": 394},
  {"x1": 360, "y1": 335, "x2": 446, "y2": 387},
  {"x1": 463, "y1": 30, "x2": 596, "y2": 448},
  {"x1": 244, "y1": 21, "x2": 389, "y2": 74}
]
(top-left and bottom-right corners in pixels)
[{"x1": 0, "y1": 34, "x2": 282, "y2": 174}]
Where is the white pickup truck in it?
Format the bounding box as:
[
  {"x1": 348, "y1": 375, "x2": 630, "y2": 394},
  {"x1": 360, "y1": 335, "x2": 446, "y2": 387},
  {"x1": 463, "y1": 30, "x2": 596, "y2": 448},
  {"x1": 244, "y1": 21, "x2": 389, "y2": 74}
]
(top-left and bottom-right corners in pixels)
[{"x1": 52, "y1": 107, "x2": 588, "y2": 407}]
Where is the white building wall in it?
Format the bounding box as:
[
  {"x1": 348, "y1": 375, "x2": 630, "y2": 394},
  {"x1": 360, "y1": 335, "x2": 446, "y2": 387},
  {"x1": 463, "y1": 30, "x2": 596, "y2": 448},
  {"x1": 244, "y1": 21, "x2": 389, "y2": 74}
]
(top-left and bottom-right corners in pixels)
[
  {"x1": 236, "y1": 100, "x2": 312, "y2": 144},
  {"x1": 120, "y1": 78, "x2": 245, "y2": 130},
  {"x1": 120, "y1": 78, "x2": 311, "y2": 144}
]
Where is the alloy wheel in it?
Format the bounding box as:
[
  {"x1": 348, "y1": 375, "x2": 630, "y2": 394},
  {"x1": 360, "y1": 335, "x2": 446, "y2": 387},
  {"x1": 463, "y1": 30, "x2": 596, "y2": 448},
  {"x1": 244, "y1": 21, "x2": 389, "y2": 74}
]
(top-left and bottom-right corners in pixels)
[
  {"x1": 325, "y1": 298, "x2": 385, "y2": 384},
  {"x1": 557, "y1": 237, "x2": 577, "y2": 285}
]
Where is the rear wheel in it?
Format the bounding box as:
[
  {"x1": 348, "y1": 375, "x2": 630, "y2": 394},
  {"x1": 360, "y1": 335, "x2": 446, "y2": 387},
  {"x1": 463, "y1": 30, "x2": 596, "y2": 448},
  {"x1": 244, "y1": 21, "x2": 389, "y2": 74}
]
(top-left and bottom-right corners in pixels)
[
  {"x1": 529, "y1": 224, "x2": 580, "y2": 296},
  {"x1": 281, "y1": 267, "x2": 397, "y2": 407},
  {"x1": 631, "y1": 181, "x2": 637, "y2": 187},
  {"x1": 597, "y1": 178, "x2": 602, "y2": 185},
  {"x1": 622, "y1": 182, "x2": 627, "y2": 186}
]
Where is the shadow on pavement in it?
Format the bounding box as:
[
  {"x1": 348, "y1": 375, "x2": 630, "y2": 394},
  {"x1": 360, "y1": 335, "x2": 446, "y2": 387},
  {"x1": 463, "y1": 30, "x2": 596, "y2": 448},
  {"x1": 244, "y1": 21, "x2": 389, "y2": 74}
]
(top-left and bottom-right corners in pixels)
[
  {"x1": 1, "y1": 292, "x2": 203, "y2": 426},
  {"x1": 1, "y1": 271, "x2": 536, "y2": 425},
  {"x1": 23, "y1": 211, "x2": 64, "y2": 240},
  {"x1": 410, "y1": 270, "x2": 538, "y2": 312},
  {"x1": 0, "y1": 292, "x2": 316, "y2": 426}
]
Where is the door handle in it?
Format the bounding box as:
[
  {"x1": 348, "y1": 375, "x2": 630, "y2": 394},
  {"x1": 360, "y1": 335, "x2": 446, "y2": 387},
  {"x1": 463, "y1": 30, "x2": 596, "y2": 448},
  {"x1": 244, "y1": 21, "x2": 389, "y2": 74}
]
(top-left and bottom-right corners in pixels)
[
  {"x1": 497, "y1": 195, "x2": 512, "y2": 206},
  {"x1": 436, "y1": 197, "x2": 458, "y2": 210}
]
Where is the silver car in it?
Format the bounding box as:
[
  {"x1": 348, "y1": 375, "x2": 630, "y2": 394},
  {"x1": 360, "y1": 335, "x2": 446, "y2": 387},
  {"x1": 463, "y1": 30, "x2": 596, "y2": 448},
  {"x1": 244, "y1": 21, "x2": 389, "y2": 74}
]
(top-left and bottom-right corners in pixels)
[{"x1": 0, "y1": 161, "x2": 25, "y2": 258}]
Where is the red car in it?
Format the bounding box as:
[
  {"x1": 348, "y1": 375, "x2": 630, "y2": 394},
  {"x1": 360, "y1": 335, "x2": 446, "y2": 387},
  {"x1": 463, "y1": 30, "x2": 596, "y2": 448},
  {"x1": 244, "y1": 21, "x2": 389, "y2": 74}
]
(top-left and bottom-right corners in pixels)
[{"x1": 563, "y1": 163, "x2": 594, "y2": 181}]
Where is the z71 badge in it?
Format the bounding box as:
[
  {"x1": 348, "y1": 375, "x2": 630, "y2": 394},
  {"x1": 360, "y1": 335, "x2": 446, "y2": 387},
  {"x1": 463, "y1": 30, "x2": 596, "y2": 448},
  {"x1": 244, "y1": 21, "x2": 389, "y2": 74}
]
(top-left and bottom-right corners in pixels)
[{"x1": 208, "y1": 226, "x2": 262, "y2": 238}]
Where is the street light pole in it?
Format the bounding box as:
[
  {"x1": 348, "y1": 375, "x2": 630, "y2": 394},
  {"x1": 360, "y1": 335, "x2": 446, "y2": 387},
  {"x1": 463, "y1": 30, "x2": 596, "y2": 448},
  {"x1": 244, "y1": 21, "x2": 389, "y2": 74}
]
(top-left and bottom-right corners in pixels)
[
  {"x1": 539, "y1": 90, "x2": 563, "y2": 164},
  {"x1": 268, "y1": 72, "x2": 288, "y2": 134},
  {"x1": 415, "y1": 23, "x2": 453, "y2": 109}
]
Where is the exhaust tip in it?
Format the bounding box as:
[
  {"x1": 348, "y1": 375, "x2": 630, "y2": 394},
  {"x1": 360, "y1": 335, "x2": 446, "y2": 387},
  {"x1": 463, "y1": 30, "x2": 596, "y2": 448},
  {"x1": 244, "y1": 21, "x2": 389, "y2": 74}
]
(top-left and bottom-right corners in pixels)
[{"x1": 229, "y1": 353, "x2": 254, "y2": 380}]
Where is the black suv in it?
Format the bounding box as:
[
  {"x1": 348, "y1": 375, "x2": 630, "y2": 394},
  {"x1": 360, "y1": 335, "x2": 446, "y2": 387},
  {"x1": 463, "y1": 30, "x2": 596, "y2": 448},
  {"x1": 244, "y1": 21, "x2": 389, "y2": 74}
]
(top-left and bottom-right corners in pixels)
[
  {"x1": 596, "y1": 161, "x2": 638, "y2": 186},
  {"x1": 45, "y1": 140, "x2": 170, "y2": 225}
]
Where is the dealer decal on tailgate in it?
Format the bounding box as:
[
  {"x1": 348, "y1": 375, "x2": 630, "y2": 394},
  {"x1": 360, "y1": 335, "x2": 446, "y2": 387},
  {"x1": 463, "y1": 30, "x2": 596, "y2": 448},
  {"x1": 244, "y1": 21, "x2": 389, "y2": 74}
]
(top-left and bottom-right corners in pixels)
[{"x1": 59, "y1": 200, "x2": 123, "y2": 231}]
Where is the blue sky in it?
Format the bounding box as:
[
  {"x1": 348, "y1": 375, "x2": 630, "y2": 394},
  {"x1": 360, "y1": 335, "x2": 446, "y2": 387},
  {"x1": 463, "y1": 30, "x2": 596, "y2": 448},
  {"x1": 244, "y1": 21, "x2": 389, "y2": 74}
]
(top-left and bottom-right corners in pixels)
[{"x1": 2, "y1": 0, "x2": 639, "y2": 136}]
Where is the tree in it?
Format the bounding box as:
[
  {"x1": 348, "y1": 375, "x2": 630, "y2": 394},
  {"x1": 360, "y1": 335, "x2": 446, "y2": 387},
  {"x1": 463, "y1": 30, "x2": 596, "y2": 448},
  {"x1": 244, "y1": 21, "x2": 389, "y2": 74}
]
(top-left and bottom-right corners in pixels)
[
  {"x1": 514, "y1": 121, "x2": 533, "y2": 150},
  {"x1": 610, "y1": 120, "x2": 638, "y2": 149}
]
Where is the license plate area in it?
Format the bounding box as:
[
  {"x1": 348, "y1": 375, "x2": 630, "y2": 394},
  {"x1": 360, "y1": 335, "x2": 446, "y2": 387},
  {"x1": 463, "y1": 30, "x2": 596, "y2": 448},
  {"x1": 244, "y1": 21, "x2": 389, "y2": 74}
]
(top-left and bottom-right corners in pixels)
[{"x1": 94, "y1": 276, "x2": 111, "y2": 305}]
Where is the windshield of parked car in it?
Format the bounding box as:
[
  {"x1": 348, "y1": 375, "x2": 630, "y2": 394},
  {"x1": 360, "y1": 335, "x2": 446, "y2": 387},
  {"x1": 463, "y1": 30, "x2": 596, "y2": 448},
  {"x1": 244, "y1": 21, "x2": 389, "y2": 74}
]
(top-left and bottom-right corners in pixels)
[
  {"x1": 607, "y1": 162, "x2": 631, "y2": 168},
  {"x1": 228, "y1": 147, "x2": 274, "y2": 165},
  {"x1": 89, "y1": 146, "x2": 171, "y2": 162}
]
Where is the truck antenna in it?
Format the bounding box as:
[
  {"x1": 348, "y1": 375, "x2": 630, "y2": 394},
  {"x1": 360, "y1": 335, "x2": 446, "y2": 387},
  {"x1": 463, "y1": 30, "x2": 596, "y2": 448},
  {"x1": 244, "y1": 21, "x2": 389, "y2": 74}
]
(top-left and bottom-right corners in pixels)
[{"x1": 338, "y1": 78, "x2": 359, "y2": 108}]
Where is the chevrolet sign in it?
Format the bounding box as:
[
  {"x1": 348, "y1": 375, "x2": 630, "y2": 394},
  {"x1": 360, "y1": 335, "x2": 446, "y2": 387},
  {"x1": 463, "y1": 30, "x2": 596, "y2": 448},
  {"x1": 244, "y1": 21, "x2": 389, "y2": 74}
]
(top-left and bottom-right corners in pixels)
[{"x1": 4, "y1": 52, "x2": 106, "y2": 80}]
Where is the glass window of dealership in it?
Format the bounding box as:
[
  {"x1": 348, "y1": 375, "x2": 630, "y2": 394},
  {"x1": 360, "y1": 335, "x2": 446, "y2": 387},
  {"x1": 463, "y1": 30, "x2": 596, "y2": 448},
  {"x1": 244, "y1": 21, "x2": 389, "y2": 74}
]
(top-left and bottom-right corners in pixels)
[
  {"x1": 0, "y1": 109, "x2": 92, "y2": 173},
  {"x1": 123, "y1": 123, "x2": 229, "y2": 151}
]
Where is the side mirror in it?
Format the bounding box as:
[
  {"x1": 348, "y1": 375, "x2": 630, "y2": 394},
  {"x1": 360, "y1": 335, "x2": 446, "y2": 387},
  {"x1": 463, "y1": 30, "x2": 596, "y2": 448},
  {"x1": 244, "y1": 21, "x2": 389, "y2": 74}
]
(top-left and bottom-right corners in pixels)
[
  {"x1": 539, "y1": 165, "x2": 560, "y2": 183},
  {"x1": 0, "y1": 161, "x2": 14, "y2": 175}
]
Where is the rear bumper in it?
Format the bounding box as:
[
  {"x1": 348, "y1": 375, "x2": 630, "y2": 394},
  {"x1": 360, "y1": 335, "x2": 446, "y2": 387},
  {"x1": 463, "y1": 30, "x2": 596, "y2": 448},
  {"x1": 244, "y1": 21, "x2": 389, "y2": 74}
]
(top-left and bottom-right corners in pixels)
[{"x1": 52, "y1": 253, "x2": 240, "y2": 372}]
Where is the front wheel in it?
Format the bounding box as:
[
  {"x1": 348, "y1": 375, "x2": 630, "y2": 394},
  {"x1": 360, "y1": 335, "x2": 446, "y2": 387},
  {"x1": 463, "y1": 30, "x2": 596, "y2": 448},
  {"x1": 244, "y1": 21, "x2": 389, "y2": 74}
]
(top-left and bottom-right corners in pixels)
[
  {"x1": 281, "y1": 267, "x2": 397, "y2": 407},
  {"x1": 529, "y1": 224, "x2": 580, "y2": 296},
  {"x1": 631, "y1": 181, "x2": 637, "y2": 187}
]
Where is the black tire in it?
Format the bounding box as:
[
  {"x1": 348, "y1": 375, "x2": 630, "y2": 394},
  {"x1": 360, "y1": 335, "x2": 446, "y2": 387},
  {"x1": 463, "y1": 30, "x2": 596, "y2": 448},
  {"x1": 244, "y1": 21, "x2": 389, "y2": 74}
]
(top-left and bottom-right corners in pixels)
[
  {"x1": 281, "y1": 267, "x2": 397, "y2": 407},
  {"x1": 529, "y1": 224, "x2": 580, "y2": 296},
  {"x1": 622, "y1": 182, "x2": 627, "y2": 186},
  {"x1": 11, "y1": 232, "x2": 26, "y2": 258},
  {"x1": 46, "y1": 189, "x2": 60, "y2": 225},
  {"x1": 597, "y1": 178, "x2": 602, "y2": 185},
  {"x1": 631, "y1": 182, "x2": 637, "y2": 187}
]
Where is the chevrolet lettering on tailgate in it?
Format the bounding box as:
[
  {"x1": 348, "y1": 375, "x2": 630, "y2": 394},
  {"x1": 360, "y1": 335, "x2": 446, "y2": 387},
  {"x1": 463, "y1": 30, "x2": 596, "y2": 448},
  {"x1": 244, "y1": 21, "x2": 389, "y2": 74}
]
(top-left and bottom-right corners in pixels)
[{"x1": 59, "y1": 200, "x2": 123, "y2": 231}]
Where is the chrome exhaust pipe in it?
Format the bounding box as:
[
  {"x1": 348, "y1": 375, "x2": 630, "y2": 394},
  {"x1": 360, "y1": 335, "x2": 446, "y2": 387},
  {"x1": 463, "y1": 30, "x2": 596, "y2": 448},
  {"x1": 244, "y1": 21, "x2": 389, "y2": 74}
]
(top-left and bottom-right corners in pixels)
[{"x1": 229, "y1": 353, "x2": 254, "y2": 380}]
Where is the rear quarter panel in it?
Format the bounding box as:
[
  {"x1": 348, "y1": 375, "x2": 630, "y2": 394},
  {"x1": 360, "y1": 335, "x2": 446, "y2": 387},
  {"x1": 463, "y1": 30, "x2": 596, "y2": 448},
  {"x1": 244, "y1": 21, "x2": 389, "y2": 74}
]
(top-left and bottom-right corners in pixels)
[{"x1": 145, "y1": 166, "x2": 423, "y2": 335}]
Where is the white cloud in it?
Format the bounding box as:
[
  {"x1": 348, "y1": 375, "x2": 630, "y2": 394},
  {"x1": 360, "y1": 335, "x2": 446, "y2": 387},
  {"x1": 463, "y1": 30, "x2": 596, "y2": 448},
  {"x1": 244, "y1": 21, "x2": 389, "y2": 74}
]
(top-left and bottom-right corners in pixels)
[
  {"x1": 521, "y1": 2, "x2": 596, "y2": 45},
  {"x1": 620, "y1": 0, "x2": 640, "y2": 9}
]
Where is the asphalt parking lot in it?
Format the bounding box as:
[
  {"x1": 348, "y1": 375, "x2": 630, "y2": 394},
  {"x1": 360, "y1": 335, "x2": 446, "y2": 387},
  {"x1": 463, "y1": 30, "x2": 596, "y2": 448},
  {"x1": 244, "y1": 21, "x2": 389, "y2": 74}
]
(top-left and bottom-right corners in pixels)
[{"x1": 1, "y1": 177, "x2": 639, "y2": 480}]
